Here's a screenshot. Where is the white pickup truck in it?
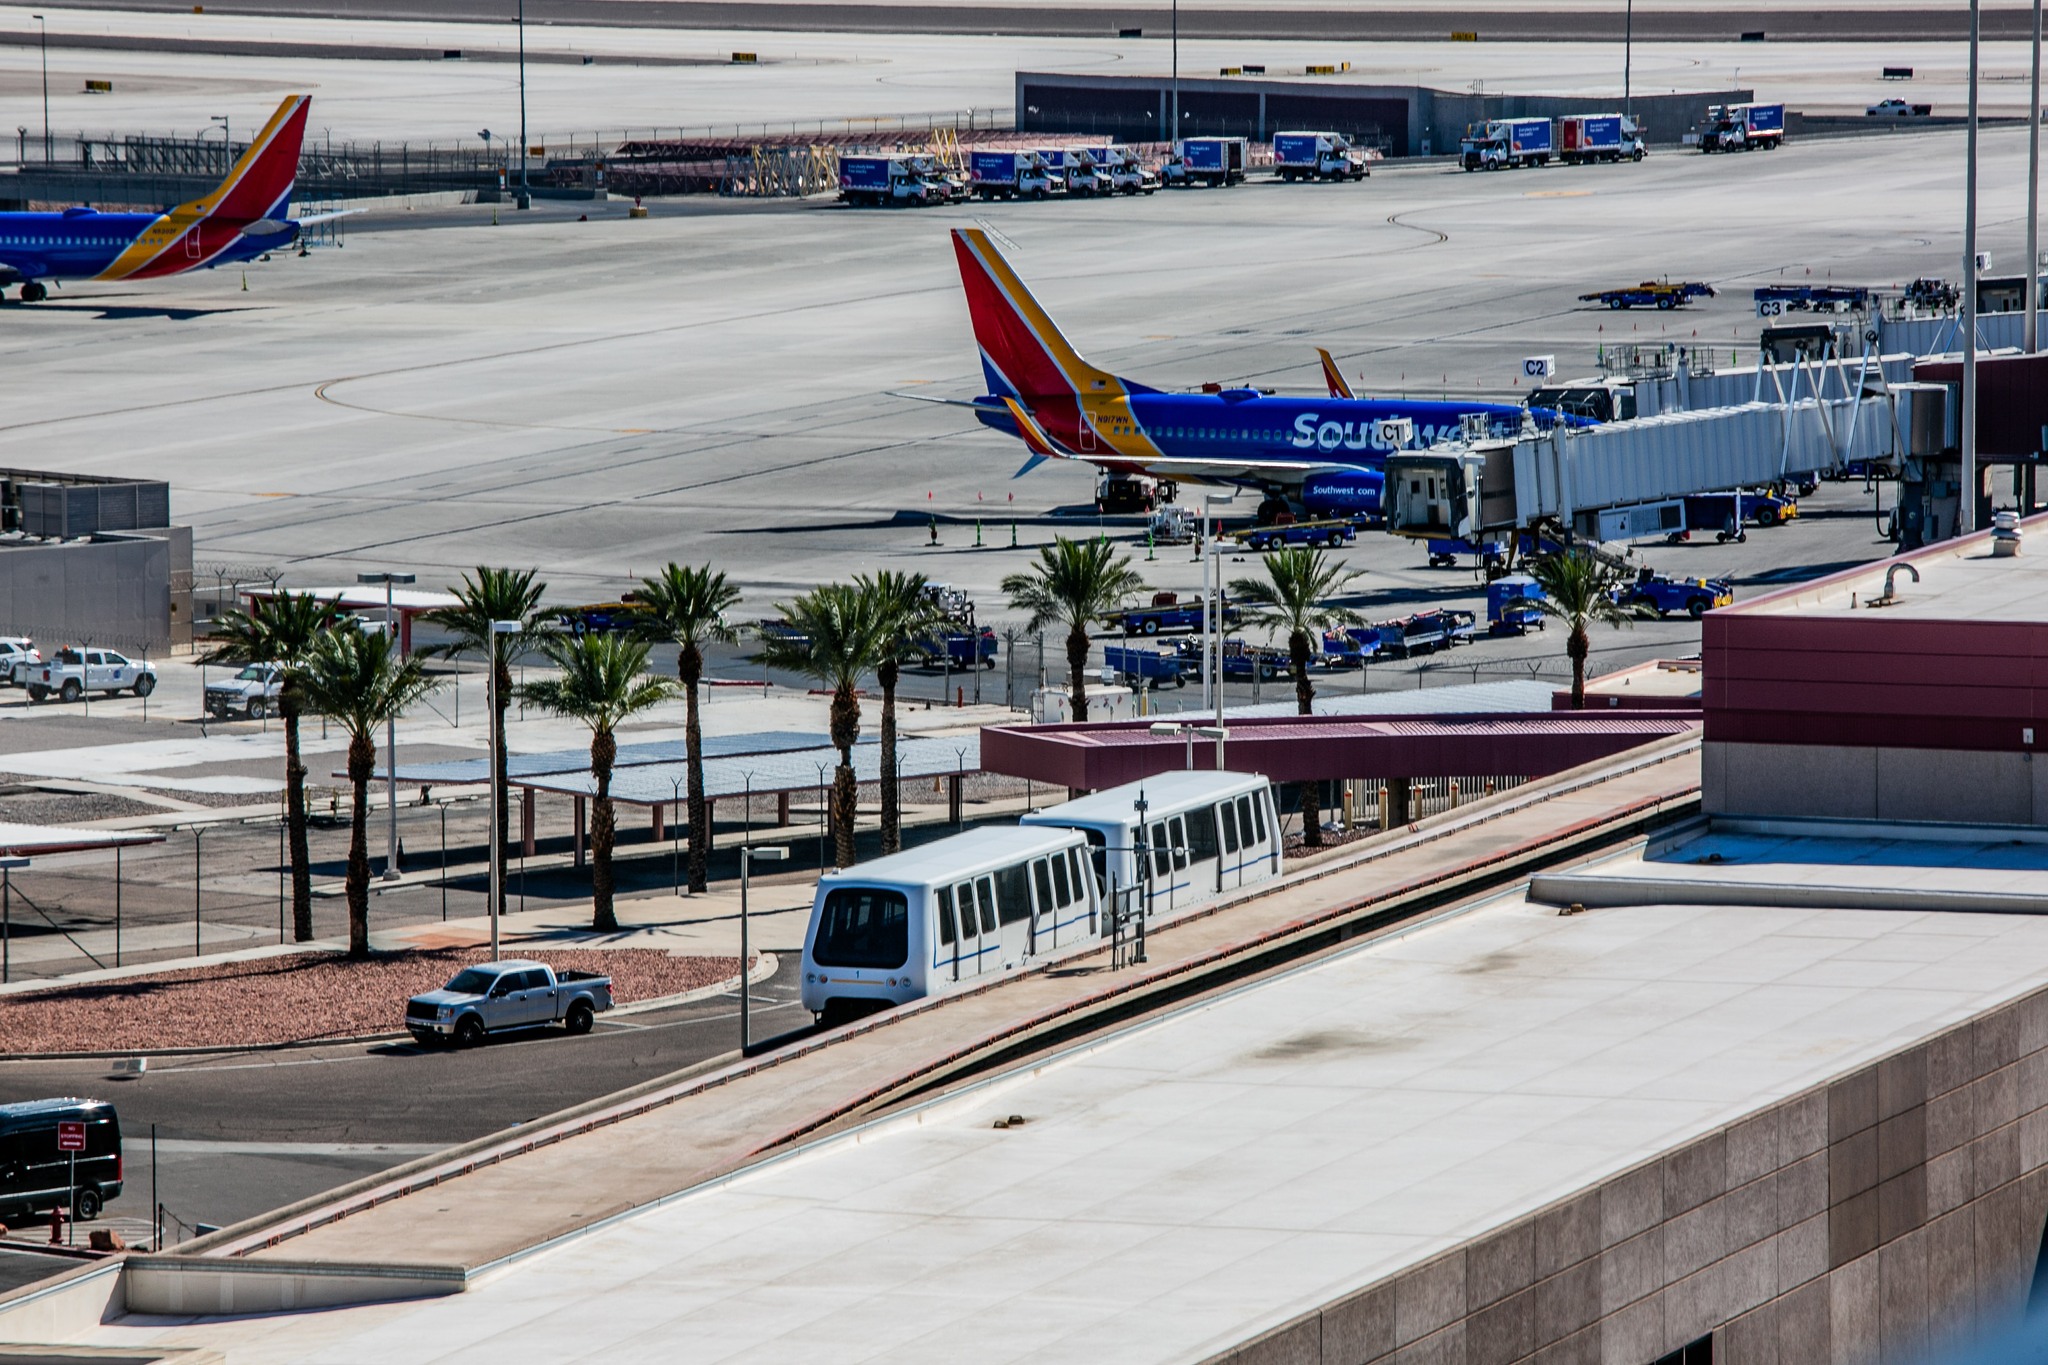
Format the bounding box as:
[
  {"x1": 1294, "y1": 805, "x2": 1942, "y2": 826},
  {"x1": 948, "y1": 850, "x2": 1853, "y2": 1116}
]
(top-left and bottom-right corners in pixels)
[
  {"x1": 26, "y1": 648, "x2": 157, "y2": 703},
  {"x1": 205, "y1": 663, "x2": 284, "y2": 720},
  {"x1": 404, "y1": 960, "x2": 614, "y2": 1046}
]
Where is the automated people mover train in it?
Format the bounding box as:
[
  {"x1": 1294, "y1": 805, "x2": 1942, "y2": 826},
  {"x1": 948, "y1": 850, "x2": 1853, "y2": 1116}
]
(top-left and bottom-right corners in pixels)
[{"x1": 800, "y1": 772, "x2": 1281, "y2": 1021}]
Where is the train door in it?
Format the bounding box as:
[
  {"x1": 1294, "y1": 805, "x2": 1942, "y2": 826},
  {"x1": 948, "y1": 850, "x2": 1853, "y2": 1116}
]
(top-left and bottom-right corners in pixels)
[
  {"x1": 1183, "y1": 805, "x2": 1220, "y2": 898},
  {"x1": 945, "y1": 877, "x2": 994, "y2": 981},
  {"x1": 1216, "y1": 799, "x2": 1243, "y2": 891},
  {"x1": 992, "y1": 864, "x2": 1032, "y2": 969},
  {"x1": 1030, "y1": 856, "x2": 1057, "y2": 953},
  {"x1": 1234, "y1": 793, "x2": 1267, "y2": 880}
]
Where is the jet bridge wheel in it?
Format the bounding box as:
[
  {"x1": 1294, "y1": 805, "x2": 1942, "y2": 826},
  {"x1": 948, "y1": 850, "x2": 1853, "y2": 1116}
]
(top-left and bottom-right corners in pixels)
[{"x1": 18, "y1": 283, "x2": 46, "y2": 303}]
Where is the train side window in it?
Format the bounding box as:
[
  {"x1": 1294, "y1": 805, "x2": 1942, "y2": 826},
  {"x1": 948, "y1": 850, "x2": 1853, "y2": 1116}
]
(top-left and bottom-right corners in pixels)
[
  {"x1": 953, "y1": 883, "x2": 977, "y2": 937},
  {"x1": 1033, "y1": 858, "x2": 1055, "y2": 914},
  {"x1": 1185, "y1": 807, "x2": 1218, "y2": 861},
  {"x1": 1050, "y1": 853, "x2": 1073, "y2": 907},
  {"x1": 1219, "y1": 801, "x2": 1240, "y2": 854},
  {"x1": 1070, "y1": 846, "x2": 1094, "y2": 898},
  {"x1": 1169, "y1": 815, "x2": 1189, "y2": 870},
  {"x1": 994, "y1": 863, "x2": 1031, "y2": 924},
  {"x1": 1238, "y1": 795, "x2": 1262, "y2": 847},
  {"x1": 1150, "y1": 822, "x2": 1172, "y2": 877},
  {"x1": 936, "y1": 886, "x2": 956, "y2": 946},
  {"x1": 1081, "y1": 829, "x2": 1107, "y2": 889},
  {"x1": 975, "y1": 876, "x2": 998, "y2": 933}
]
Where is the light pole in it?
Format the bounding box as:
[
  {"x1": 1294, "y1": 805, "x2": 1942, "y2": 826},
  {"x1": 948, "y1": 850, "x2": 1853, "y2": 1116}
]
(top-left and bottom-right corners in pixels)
[
  {"x1": 516, "y1": 0, "x2": 531, "y2": 210},
  {"x1": 739, "y1": 844, "x2": 787, "y2": 1052},
  {"x1": 1623, "y1": 0, "x2": 1634, "y2": 121},
  {"x1": 2027, "y1": 0, "x2": 2042, "y2": 356},
  {"x1": 358, "y1": 572, "x2": 416, "y2": 881},
  {"x1": 1195, "y1": 724, "x2": 1228, "y2": 771},
  {"x1": 1963, "y1": 0, "x2": 1982, "y2": 534},
  {"x1": 210, "y1": 115, "x2": 230, "y2": 173},
  {"x1": 1170, "y1": 0, "x2": 1179, "y2": 142},
  {"x1": 1151, "y1": 721, "x2": 1195, "y2": 770},
  {"x1": 31, "y1": 15, "x2": 47, "y2": 162},
  {"x1": 670, "y1": 775, "x2": 683, "y2": 896},
  {"x1": 1198, "y1": 490, "x2": 1236, "y2": 715},
  {"x1": 484, "y1": 619, "x2": 519, "y2": 961}
]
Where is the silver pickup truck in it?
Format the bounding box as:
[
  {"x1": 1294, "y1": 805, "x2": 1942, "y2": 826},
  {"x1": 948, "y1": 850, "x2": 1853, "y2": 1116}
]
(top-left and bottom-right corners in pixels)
[{"x1": 404, "y1": 959, "x2": 613, "y2": 1047}]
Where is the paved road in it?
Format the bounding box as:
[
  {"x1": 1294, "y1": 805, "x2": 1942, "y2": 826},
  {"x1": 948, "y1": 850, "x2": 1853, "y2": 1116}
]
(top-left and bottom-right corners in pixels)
[{"x1": 0, "y1": 955, "x2": 810, "y2": 1243}]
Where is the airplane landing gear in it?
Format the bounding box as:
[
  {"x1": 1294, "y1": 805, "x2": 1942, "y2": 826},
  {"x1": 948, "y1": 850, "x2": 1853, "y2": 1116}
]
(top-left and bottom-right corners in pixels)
[{"x1": 18, "y1": 282, "x2": 47, "y2": 303}]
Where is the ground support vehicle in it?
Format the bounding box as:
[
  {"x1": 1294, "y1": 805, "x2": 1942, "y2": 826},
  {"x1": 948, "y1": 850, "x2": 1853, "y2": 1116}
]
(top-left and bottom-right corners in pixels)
[
  {"x1": 406, "y1": 960, "x2": 613, "y2": 1045},
  {"x1": 1488, "y1": 576, "x2": 1548, "y2": 635},
  {"x1": 1041, "y1": 147, "x2": 1110, "y2": 196},
  {"x1": 1462, "y1": 117, "x2": 1553, "y2": 170},
  {"x1": 920, "y1": 582, "x2": 974, "y2": 624},
  {"x1": 1557, "y1": 113, "x2": 1645, "y2": 164},
  {"x1": 906, "y1": 628, "x2": 997, "y2": 670},
  {"x1": 557, "y1": 602, "x2": 638, "y2": 634},
  {"x1": 1867, "y1": 98, "x2": 1931, "y2": 117},
  {"x1": 1579, "y1": 281, "x2": 1716, "y2": 311},
  {"x1": 969, "y1": 149, "x2": 1053, "y2": 200},
  {"x1": 1231, "y1": 518, "x2": 1358, "y2": 551},
  {"x1": 205, "y1": 662, "x2": 284, "y2": 719},
  {"x1": 837, "y1": 154, "x2": 944, "y2": 206},
  {"x1": 1374, "y1": 609, "x2": 1476, "y2": 658},
  {"x1": 1086, "y1": 146, "x2": 1159, "y2": 193},
  {"x1": 1683, "y1": 491, "x2": 1795, "y2": 542},
  {"x1": 1905, "y1": 278, "x2": 1959, "y2": 311},
  {"x1": 1216, "y1": 639, "x2": 1289, "y2": 681},
  {"x1": 27, "y1": 648, "x2": 156, "y2": 703},
  {"x1": 1273, "y1": 131, "x2": 1369, "y2": 181},
  {"x1": 1097, "y1": 472, "x2": 1174, "y2": 513},
  {"x1": 1148, "y1": 506, "x2": 1198, "y2": 544},
  {"x1": 1111, "y1": 593, "x2": 1240, "y2": 637},
  {"x1": 1616, "y1": 569, "x2": 1734, "y2": 619},
  {"x1": 1319, "y1": 627, "x2": 1383, "y2": 669},
  {"x1": 0, "y1": 1098, "x2": 121, "y2": 1223},
  {"x1": 1426, "y1": 537, "x2": 1506, "y2": 571},
  {"x1": 1701, "y1": 102, "x2": 1784, "y2": 152},
  {"x1": 1104, "y1": 644, "x2": 1187, "y2": 688},
  {"x1": 1162, "y1": 137, "x2": 1248, "y2": 187},
  {"x1": 0, "y1": 637, "x2": 38, "y2": 686},
  {"x1": 1753, "y1": 285, "x2": 1872, "y2": 316}
]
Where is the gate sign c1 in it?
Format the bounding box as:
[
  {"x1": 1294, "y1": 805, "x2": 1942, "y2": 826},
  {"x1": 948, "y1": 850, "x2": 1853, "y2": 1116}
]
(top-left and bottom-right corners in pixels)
[
  {"x1": 1522, "y1": 355, "x2": 1555, "y2": 380},
  {"x1": 56, "y1": 1121, "x2": 85, "y2": 1152},
  {"x1": 1373, "y1": 417, "x2": 1414, "y2": 448}
]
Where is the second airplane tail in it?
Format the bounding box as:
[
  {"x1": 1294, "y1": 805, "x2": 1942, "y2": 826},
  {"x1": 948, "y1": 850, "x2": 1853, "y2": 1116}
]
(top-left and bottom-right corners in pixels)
[
  {"x1": 103, "y1": 94, "x2": 310, "y2": 280},
  {"x1": 951, "y1": 228, "x2": 1137, "y2": 403}
]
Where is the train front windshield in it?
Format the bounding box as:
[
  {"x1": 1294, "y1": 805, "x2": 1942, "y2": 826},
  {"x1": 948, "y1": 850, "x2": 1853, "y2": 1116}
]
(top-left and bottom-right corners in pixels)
[{"x1": 812, "y1": 887, "x2": 910, "y2": 968}]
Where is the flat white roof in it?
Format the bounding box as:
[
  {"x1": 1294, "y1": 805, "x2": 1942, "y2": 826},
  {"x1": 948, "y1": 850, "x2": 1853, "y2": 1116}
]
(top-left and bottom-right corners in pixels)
[
  {"x1": 84, "y1": 887, "x2": 2048, "y2": 1364},
  {"x1": 1023, "y1": 770, "x2": 1267, "y2": 826},
  {"x1": 820, "y1": 824, "x2": 1083, "y2": 887},
  {"x1": 1731, "y1": 516, "x2": 2048, "y2": 623},
  {"x1": 246, "y1": 585, "x2": 464, "y2": 613}
]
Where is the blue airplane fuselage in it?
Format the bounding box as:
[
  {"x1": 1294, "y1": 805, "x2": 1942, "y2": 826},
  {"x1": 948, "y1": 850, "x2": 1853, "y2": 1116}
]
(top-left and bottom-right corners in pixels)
[{"x1": 0, "y1": 207, "x2": 282, "y2": 283}]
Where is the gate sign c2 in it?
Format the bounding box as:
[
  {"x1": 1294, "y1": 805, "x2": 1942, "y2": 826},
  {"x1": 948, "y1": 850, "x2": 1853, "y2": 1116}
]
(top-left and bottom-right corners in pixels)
[
  {"x1": 56, "y1": 1120, "x2": 85, "y2": 1152},
  {"x1": 1522, "y1": 355, "x2": 1555, "y2": 380}
]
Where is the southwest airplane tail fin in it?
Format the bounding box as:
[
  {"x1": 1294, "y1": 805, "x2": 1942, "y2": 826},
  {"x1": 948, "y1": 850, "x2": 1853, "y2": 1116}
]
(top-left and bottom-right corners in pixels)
[
  {"x1": 103, "y1": 94, "x2": 310, "y2": 280},
  {"x1": 952, "y1": 228, "x2": 1131, "y2": 402},
  {"x1": 1316, "y1": 348, "x2": 1356, "y2": 400}
]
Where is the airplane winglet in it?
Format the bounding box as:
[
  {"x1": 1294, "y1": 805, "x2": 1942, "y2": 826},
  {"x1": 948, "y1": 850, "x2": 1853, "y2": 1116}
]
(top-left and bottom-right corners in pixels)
[
  {"x1": 1316, "y1": 348, "x2": 1356, "y2": 400},
  {"x1": 1001, "y1": 397, "x2": 1066, "y2": 460}
]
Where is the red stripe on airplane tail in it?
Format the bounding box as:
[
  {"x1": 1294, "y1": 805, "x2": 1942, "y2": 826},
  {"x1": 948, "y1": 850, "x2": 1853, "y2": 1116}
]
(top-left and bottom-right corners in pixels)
[
  {"x1": 951, "y1": 231, "x2": 1074, "y2": 400},
  {"x1": 213, "y1": 96, "x2": 310, "y2": 222}
]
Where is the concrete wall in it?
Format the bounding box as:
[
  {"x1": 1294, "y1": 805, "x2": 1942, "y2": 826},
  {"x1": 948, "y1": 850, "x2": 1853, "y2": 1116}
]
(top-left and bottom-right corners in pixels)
[
  {"x1": 0, "y1": 531, "x2": 187, "y2": 653},
  {"x1": 1705, "y1": 740, "x2": 2048, "y2": 827},
  {"x1": 1203, "y1": 986, "x2": 2048, "y2": 1365}
]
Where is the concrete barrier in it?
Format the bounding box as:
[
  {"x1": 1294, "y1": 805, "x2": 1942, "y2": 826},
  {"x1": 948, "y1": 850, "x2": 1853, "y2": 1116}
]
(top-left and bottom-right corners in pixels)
[
  {"x1": 123, "y1": 1255, "x2": 466, "y2": 1315},
  {"x1": 0, "y1": 1257, "x2": 125, "y2": 1344}
]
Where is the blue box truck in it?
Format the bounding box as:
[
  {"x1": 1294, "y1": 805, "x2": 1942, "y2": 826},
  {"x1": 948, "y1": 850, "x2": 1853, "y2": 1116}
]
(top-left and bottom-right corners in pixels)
[{"x1": 1163, "y1": 137, "x2": 1248, "y2": 187}]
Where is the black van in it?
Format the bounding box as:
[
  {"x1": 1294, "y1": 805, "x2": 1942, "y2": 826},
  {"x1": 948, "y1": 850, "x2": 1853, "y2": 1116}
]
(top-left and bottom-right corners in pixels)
[{"x1": 0, "y1": 1098, "x2": 122, "y2": 1222}]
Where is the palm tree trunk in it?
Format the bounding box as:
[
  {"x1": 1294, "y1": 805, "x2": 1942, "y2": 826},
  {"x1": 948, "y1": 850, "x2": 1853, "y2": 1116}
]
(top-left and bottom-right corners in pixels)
[
  {"x1": 591, "y1": 729, "x2": 618, "y2": 931},
  {"x1": 1066, "y1": 623, "x2": 1091, "y2": 722},
  {"x1": 494, "y1": 654, "x2": 512, "y2": 917},
  {"x1": 829, "y1": 684, "x2": 861, "y2": 867},
  {"x1": 346, "y1": 734, "x2": 374, "y2": 958},
  {"x1": 680, "y1": 643, "x2": 708, "y2": 893},
  {"x1": 878, "y1": 658, "x2": 900, "y2": 855},
  {"x1": 1291, "y1": 629, "x2": 1322, "y2": 848},
  {"x1": 1568, "y1": 624, "x2": 1589, "y2": 709},
  {"x1": 282, "y1": 700, "x2": 313, "y2": 941}
]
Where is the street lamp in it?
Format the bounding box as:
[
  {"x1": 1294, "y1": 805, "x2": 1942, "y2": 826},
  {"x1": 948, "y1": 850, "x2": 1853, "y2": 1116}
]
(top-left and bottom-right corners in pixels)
[
  {"x1": 358, "y1": 571, "x2": 416, "y2": 881},
  {"x1": 1195, "y1": 724, "x2": 1228, "y2": 771},
  {"x1": 484, "y1": 618, "x2": 519, "y2": 961},
  {"x1": 1150, "y1": 721, "x2": 1194, "y2": 771},
  {"x1": 1963, "y1": 0, "x2": 1983, "y2": 533},
  {"x1": 2027, "y1": 0, "x2": 2042, "y2": 356},
  {"x1": 516, "y1": 0, "x2": 531, "y2": 210},
  {"x1": 31, "y1": 15, "x2": 47, "y2": 162},
  {"x1": 209, "y1": 114, "x2": 230, "y2": 173},
  {"x1": 1198, "y1": 490, "x2": 1238, "y2": 717},
  {"x1": 739, "y1": 844, "x2": 787, "y2": 1052}
]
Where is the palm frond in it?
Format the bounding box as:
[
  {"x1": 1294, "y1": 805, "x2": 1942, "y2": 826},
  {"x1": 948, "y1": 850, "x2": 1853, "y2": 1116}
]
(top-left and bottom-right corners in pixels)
[
  {"x1": 1227, "y1": 547, "x2": 1365, "y2": 643},
  {"x1": 520, "y1": 632, "x2": 677, "y2": 734},
  {"x1": 750, "y1": 583, "x2": 887, "y2": 691},
  {"x1": 632, "y1": 563, "x2": 741, "y2": 649},
  {"x1": 1000, "y1": 537, "x2": 1146, "y2": 633},
  {"x1": 295, "y1": 629, "x2": 441, "y2": 741},
  {"x1": 423, "y1": 566, "x2": 548, "y2": 664}
]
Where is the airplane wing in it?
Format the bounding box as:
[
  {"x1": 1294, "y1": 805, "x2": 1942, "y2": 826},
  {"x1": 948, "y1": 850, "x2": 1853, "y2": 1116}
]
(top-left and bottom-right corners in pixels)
[
  {"x1": 888, "y1": 390, "x2": 1011, "y2": 413},
  {"x1": 1316, "y1": 348, "x2": 1355, "y2": 400},
  {"x1": 1075, "y1": 453, "x2": 1366, "y2": 488}
]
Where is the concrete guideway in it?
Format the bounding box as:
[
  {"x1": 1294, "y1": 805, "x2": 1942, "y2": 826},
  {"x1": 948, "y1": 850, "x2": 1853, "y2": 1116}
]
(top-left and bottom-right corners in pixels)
[{"x1": 153, "y1": 737, "x2": 1700, "y2": 1283}]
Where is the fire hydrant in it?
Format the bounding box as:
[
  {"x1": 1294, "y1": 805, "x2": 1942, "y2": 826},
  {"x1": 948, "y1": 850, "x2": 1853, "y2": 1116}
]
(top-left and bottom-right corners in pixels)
[{"x1": 47, "y1": 1205, "x2": 64, "y2": 1245}]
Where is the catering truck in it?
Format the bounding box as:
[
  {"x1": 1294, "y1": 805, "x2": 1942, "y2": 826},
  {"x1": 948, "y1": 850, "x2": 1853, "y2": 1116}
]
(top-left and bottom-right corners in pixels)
[
  {"x1": 1461, "y1": 117, "x2": 1553, "y2": 170},
  {"x1": 1272, "y1": 131, "x2": 1370, "y2": 181},
  {"x1": 1041, "y1": 147, "x2": 1110, "y2": 196},
  {"x1": 1556, "y1": 113, "x2": 1645, "y2": 164},
  {"x1": 1076, "y1": 145, "x2": 1159, "y2": 193},
  {"x1": 1162, "y1": 137, "x2": 1248, "y2": 187},
  {"x1": 969, "y1": 149, "x2": 1053, "y2": 200},
  {"x1": 836, "y1": 153, "x2": 946, "y2": 206},
  {"x1": 1700, "y1": 102, "x2": 1784, "y2": 152}
]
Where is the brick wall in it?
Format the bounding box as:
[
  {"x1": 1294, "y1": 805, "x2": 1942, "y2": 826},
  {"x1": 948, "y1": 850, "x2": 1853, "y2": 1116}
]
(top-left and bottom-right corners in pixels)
[{"x1": 1204, "y1": 986, "x2": 2048, "y2": 1365}]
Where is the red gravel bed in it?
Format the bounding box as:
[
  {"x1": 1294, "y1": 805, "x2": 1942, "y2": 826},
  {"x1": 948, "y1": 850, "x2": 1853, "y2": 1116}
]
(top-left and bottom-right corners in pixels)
[{"x1": 0, "y1": 949, "x2": 746, "y2": 1054}]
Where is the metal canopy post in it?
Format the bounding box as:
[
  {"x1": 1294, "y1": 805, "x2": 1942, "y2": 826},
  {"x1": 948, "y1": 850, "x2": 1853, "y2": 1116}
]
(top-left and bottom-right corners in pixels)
[
  {"x1": 1963, "y1": 0, "x2": 1983, "y2": 534},
  {"x1": 2028, "y1": 0, "x2": 2043, "y2": 356}
]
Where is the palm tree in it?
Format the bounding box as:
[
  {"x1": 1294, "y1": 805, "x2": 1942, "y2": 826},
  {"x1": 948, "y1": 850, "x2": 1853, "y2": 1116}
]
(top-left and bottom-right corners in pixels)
[
  {"x1": 199, "y1": 592, "x2": 333, "y2": 941},
  {"x1": 858, "y1": 570, "x2": 943, "y2": 855},
  {"x1": 753, "y1": 584, "x2": 885, "y2": 868},
  {"x1": 296, "y1": 630, "x2": 440, "y2": 957},
  {"x1": 424, "y1": 568, "x2": 547, "y2": 918},
  {"x1": 1230, "y1": 547, "x2": 1364, "y2": 847},
  {"x1": 631, "y1": 564, "x2": 740, "y2": 893},
  {"x1": 1001, "y1": 537, "x2": 1145, "y2": 722},
  {"x1": 518, "y1": 634, "x2": 677, "y2": 931},
  {"x1": 1529, "y1": 548, "x2": 1635, "y2": 709}
]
